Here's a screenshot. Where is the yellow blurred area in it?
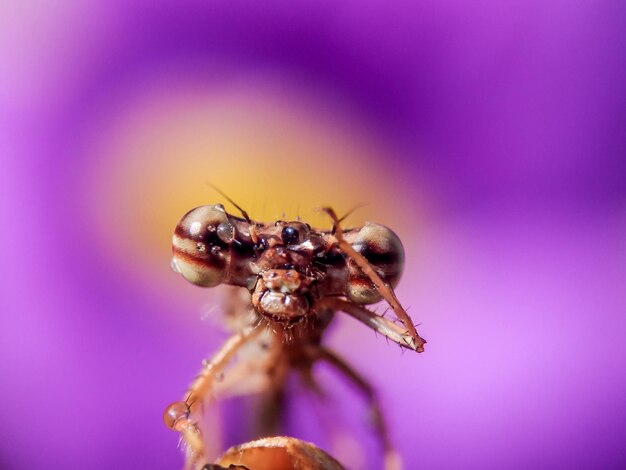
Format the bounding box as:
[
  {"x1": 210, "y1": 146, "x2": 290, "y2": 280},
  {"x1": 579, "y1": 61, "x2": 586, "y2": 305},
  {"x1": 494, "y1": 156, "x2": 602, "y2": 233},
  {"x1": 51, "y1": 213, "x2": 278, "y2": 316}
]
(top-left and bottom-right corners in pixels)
[{"x1": 84, "y1": 79, "x2": 421, "y2": 291}]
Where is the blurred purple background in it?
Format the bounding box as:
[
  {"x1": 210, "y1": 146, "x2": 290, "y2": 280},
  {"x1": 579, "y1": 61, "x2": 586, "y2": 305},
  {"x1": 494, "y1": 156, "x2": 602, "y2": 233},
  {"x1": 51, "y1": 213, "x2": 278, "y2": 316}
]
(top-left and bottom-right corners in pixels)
[{"x1": 2, "y1": 1, "x2": 625, "y2": 469}]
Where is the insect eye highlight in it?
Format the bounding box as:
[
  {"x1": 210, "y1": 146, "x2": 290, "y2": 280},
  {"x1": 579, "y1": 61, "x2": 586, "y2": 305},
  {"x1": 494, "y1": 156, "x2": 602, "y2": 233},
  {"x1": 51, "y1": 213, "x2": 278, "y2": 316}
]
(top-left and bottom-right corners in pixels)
[{"x1": 281, "y1": 226, "x2": 300, "y2": 245}]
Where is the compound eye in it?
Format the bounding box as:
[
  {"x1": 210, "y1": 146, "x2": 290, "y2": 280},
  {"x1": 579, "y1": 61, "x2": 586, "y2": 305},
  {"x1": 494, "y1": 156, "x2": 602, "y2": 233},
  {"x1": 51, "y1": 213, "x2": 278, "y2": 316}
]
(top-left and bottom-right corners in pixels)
[
  {"x1": 346, "y1": 223, "x2": 405, "y2": 304},
  {"x1": 171, "y1": 204, "x2": 230, "y2": 287},
  {"x1": 281, "y1": 226, "x2": 300, "y2": 245}
]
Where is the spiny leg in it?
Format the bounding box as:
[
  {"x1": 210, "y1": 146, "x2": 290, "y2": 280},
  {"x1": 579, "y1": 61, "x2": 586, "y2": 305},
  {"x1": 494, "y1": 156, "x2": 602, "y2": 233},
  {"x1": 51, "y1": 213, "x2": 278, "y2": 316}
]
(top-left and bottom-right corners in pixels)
[
  {"x1": 317, "y1": 297, "x2": 425, "y2": 352},
  {"x1": 164, "y1": 326, "x2": 264, "y2": 469},
  {"x1": 322, "y1": 207, "x2": 425, "y2": 352},
  {"x1": 305, "y1": 345, "x2": 402, "y2": 470}
]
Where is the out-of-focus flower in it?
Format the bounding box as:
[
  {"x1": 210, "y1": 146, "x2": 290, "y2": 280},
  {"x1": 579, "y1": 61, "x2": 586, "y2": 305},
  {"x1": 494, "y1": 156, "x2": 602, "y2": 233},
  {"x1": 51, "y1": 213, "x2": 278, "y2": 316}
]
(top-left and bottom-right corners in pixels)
[{"x1": 1, "y1": 1, "x2": 624, "y2": 469}]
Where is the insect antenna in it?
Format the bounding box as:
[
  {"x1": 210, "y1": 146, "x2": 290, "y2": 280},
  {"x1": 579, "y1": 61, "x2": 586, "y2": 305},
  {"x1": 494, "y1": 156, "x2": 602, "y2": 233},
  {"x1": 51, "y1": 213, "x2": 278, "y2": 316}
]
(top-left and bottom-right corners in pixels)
[
  {"x1": 337, "y1": 202, "x2": 369, "y2": 225},
  {"x1": 206, "y1": 182, "x2": 252, "y2": 223}
]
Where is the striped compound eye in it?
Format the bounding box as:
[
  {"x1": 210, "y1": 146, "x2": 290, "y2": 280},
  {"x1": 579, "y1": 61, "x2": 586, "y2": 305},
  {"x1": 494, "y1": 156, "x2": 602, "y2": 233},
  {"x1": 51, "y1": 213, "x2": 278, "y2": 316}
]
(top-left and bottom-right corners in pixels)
[
  {"x1": 346, "y1": 223, "x2": 405, "y2": 304},
  {"x1": 171, "y1": 204, "x2": 232, "y2": 287}
]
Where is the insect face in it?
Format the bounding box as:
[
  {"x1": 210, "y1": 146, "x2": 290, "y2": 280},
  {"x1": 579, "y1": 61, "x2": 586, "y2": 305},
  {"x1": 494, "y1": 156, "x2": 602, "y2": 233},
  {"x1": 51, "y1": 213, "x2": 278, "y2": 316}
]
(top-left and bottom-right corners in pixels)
[
  {"x1": 172, "y1": 206, "x2": 407, "y2": 326},
  {"x1": 249, "y1": 227, "x2": 319, "y2": 325},
  {"x1": 251, "y1": 268, "x2": 314, "y2": 324}
]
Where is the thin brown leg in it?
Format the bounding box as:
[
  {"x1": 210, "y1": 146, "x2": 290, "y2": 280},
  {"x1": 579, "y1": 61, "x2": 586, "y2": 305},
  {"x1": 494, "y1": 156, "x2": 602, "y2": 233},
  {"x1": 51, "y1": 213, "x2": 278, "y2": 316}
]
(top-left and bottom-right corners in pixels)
[
  {"x1": 317, "y1": 297, "x2": 425, "y2": 352},
  {"x1": 254, "y1": 381, "x2": 286, "y2": 437},
  {"x1": 322, "y1": 207, "x2": 425, "y2": 353},
  {"x1": 164, "y1": 326, "x2": 264, "y2": 469},
  {"x1": 305, "y1": 345, "x2": 402, "y2": 470},
  {"x1": 253, "y1": 343, "x2": 290, "y2": 438}
]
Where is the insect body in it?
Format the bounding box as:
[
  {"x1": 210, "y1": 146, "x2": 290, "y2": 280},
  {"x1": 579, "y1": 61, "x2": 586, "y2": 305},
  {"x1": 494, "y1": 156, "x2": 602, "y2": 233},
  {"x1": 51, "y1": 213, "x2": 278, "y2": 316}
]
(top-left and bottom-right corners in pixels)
[
  {"x1": 210, "y1": 436, "x2": 346, "y2": 470},
  {"x1": 166, "y1": 203, "x2": 426, "y2": 469}
]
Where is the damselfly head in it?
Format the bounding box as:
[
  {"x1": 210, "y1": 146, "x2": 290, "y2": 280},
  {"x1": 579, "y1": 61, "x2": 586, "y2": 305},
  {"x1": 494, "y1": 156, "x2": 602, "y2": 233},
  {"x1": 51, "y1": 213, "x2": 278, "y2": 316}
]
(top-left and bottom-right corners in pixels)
[{"x1": 172, "y1": 203, "x2": 407, "y2": 328}]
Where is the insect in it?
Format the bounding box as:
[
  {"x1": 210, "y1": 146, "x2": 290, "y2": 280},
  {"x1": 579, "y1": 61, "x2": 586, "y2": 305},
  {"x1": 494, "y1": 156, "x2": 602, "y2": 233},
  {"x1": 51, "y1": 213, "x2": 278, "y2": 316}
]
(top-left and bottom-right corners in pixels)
[{"x1": 164, "y1": 200, "x2": 426, "y2": 470}]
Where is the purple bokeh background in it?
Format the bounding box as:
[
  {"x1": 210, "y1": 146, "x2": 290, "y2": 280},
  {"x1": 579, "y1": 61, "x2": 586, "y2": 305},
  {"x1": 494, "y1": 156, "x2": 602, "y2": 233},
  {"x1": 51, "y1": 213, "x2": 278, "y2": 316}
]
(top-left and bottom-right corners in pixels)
[{"x1": 2, "y1": 1, "x2": 625, "y2": 469}]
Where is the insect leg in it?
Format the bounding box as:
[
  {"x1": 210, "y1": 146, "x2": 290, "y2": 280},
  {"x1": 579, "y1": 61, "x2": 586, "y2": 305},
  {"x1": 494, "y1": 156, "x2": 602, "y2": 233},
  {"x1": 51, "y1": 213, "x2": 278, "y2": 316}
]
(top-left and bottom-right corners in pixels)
[
  {"x1": 305, "y1": 345, "x2": 402, "y2": 470},
  {"x1": 318, "y1": 297, "x2": 425, "y2": 352},
  {"x1": 164, "y1": 326, "x2": 264, "y2": 469},
  {"x1": 254, "y1": 364, "x2": 288, "y2": 437},
  {"x1": 322, "y1": 207, "x2": 425, "y2": 352}
]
